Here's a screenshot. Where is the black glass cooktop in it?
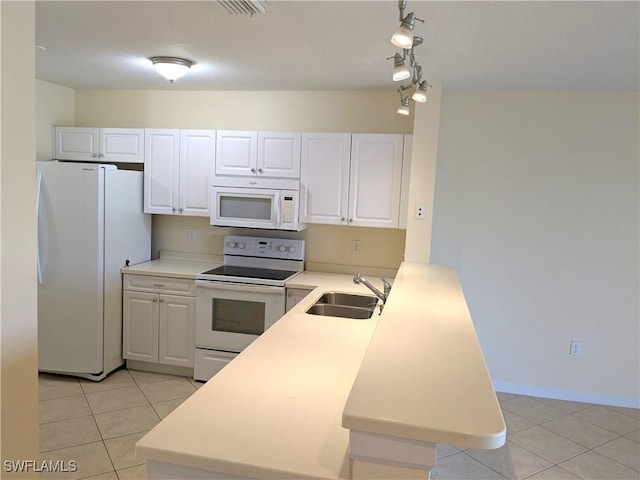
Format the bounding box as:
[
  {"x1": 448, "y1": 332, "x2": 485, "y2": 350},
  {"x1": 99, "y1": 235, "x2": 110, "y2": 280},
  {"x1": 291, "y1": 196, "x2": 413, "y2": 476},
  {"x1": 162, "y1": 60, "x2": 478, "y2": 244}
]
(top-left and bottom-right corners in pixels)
[{"x1": 200, "y1": 265, "x2": 297, "y2": 281}]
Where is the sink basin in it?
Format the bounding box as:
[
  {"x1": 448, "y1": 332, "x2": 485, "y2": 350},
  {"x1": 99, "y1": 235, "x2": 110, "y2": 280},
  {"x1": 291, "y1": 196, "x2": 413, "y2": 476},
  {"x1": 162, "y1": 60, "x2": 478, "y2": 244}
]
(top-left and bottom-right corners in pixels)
[
  {"x1": 314, "y1": 292, "x2": 378, "y2": 308},
  {"x1": 305, "y1": 303, "x2": 375, "y2": 319}
]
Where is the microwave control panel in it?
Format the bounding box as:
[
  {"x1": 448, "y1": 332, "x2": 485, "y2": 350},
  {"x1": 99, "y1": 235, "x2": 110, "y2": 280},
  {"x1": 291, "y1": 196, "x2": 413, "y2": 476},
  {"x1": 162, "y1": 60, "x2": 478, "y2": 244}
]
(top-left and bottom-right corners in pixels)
[
  {"x1": 223, "y1": 235, "x2": 305, "y2": 261},
  {"x1": 281, "y1": 195, "x2": 294, "y2": 224}
]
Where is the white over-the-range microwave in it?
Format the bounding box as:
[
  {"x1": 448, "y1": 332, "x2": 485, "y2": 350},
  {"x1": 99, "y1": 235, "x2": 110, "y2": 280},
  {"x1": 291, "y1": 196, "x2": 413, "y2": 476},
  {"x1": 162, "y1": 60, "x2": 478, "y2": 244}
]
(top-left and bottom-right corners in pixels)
[{"x1": 210, "y1": 176, "x2": 306, "y2": 231}]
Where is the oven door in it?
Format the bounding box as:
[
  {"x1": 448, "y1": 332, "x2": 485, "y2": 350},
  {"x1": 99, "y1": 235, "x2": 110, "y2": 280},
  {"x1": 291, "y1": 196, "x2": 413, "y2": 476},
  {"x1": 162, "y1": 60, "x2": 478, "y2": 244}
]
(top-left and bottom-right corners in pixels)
[
  {"x1": 210, "y1": 186, "x2": 280, "y2": 229},
  {"x1": 195, "y1": 280, "x2": 286, "y2": 352}
]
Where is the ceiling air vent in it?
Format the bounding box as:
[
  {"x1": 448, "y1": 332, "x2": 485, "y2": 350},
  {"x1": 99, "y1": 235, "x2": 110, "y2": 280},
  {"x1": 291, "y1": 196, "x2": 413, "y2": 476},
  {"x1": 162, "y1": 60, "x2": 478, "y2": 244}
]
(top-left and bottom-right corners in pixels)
[{"x1": 215, "y1": 0, "x2": 269, "y2": 16}]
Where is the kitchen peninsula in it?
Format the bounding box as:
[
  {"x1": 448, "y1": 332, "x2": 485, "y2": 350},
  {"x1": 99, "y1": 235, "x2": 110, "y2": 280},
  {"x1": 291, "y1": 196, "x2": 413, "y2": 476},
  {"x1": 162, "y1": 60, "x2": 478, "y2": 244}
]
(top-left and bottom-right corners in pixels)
[{"x1": 135, "y1": 262, "x2": 505, "y2": 479}]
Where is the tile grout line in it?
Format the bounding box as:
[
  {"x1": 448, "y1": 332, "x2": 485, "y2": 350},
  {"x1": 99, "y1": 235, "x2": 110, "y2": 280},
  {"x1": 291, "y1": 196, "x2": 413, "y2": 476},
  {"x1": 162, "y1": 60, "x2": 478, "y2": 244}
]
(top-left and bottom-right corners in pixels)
[{"x1": 483, "y1": 403, "x2": 640, "y2": 478}]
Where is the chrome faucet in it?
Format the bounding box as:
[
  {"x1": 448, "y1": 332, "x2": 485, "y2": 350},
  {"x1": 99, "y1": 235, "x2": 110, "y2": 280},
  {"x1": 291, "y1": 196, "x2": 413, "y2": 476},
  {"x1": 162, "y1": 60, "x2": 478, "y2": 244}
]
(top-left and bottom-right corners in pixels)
[{"x1": 353, "y1": 274, "x2": 392, "y2": 307}]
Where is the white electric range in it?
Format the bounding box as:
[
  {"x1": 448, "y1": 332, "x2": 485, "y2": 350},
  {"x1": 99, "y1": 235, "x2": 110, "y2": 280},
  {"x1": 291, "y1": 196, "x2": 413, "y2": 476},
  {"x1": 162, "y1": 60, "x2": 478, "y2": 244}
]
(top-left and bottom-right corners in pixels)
[{"x1": 194, "y1": 235, "x2": 305, "y2": 381}]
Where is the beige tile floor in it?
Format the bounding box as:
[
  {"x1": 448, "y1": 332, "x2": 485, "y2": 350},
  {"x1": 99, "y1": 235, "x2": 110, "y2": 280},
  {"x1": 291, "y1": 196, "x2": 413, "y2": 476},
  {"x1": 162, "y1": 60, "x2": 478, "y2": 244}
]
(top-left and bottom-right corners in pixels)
[{"x1": 39, "y1": 369, "x2": 639, "y2": 480}]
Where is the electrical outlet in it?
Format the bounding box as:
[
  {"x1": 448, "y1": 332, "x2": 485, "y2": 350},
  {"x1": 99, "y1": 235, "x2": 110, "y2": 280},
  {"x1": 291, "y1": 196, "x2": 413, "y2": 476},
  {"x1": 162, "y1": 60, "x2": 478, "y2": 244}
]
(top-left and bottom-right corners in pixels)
[
  {"x1": 352, "y1": 240, "x2": 361, "y2": 254},
  {"x1": 187, "y1": 228, "x2": 197, "y2": 241},
  {"x1": 415, "y1": 204, "x2": 426, "y2": 220},
  {"x1": 570, "y1": 340, "x2": 582, "y2": 356}
]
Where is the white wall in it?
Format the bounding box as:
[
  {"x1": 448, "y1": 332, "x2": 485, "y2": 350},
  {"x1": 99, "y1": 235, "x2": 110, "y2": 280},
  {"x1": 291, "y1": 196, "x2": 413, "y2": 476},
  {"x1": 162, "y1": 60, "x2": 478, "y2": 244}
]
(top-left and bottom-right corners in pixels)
[
  {"x1": 36, "y1": 80, "x2": 74, "y2": 161},
  {"x1": 431, "y1": 91, "x2": 639, "y2": 406},
  {"x1": 404, "y1": 80, "x2": 442, "y2": 263},
  {"x1": 1, "y1": 1, "x2": 39, "y2": 474}
]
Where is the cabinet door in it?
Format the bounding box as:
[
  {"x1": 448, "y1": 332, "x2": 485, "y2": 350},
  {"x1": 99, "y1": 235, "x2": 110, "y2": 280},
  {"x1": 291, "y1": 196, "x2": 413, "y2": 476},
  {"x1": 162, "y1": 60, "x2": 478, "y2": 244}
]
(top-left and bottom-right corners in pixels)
[
  {"x1": 300, "y1": 133, "x2": 351, "y2": 225},
  {"x1": 349, "y1": 134, "x2": 404, "y2": 228},
  {"x1": 123, "y1": 291, "x2": 159, "y2": 363},
  {"x1": 215, "y1": 130, "x2": 257, "y2": 176},
  {"x1": 53, "y1": 127, "x2": 99, "y2": 161},
  {"x1": 144, "y1": 129, "x2": 180, "y2": 214},
  {"x1": 285, "y1": 287, "x2": 314, "y2": 312},
  {"x1": 159, "y1": 295, "x2": 195, "y2": 368},
  {"x1": 179, "y1": 130, "x2": 215, "y2": 216},
  {"x1": 100, "y1": 128, "x2": 144, "y2": 163},
  {"x1": 257, "y1": 132, "x2": 301, "y2": 178}
]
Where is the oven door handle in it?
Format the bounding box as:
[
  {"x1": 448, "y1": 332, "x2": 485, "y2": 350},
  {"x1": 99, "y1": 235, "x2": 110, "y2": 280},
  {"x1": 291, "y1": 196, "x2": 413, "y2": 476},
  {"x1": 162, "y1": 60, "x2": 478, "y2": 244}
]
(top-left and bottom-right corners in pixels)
[{"x1": 195, "y1": 280, "x2": 284, "y2": 295}]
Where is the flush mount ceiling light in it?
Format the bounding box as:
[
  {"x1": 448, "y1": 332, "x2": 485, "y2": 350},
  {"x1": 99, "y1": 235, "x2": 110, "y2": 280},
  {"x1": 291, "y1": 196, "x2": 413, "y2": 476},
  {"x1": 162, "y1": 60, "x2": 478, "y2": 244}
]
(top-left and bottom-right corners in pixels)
[
  {"x1": 388, "y1": 0, "x2": 430, "y2": 115},
  {"x1": 150, "y1": 56, "x2": 193, "y2": 84}
]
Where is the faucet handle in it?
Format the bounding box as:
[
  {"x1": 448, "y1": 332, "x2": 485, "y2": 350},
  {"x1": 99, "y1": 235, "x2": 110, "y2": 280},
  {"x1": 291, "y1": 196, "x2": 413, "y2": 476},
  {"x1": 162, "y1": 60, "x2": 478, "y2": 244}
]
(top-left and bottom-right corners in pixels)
[{"x1": 380, "y1": 277, "x2": 392, "y2": 295}]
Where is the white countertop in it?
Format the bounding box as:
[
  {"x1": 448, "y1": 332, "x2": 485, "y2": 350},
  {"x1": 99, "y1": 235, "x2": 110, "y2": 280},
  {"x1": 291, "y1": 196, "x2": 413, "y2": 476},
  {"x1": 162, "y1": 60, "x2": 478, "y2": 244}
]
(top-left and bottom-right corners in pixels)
[
  {"x1": 136, "y1": 271, "x2": 378, "y2": 479},
  {"x1": 343, "y1": 263, "x2": 506, "y2": 449},
  {"x1": 121, "y1": 255, "x2": 222, "y2": 279},
  {"x1": 135, "y1": 263, "x2": 505, "y2": 478}
]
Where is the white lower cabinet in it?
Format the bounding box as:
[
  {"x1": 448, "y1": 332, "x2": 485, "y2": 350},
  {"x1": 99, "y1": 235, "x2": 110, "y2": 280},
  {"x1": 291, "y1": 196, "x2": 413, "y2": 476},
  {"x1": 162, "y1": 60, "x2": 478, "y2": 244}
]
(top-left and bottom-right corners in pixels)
[
  {"x1": 123, "y1": 275, "x2": 195, "y2": 368},
  {"x1": 285, "y1": 287, "x2": 314, "y2": 312}
]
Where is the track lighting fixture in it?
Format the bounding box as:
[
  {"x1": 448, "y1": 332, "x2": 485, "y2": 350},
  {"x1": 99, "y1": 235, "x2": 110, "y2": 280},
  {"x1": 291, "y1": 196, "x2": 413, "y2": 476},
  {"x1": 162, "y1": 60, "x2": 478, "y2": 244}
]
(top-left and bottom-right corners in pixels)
[
  {"x1": 397, "y1": 96, "x2": 410, "y2": 116},
  {"x1": 389, "y1": 0, "x2": 430, "y2": 115},
  {"x1": 392, "y1": 53, "x2": 411, "y2": 82},
  {"x1": 412, "y1": 81, "x2": 429, "y2": 103},
  {"x1": 391, "y1": 12, "x2": 421, "y2": 49},
  {"x1": 150, "y1": 56, "x2": 193, "y2": 84}
]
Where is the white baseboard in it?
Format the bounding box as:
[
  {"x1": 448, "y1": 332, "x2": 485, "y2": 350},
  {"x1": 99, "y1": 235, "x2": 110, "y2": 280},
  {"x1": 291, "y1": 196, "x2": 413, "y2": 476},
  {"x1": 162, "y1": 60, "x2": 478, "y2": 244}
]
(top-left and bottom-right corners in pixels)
[{"x1": 493, "y1": 382, "x2": 640, "y2": 409}]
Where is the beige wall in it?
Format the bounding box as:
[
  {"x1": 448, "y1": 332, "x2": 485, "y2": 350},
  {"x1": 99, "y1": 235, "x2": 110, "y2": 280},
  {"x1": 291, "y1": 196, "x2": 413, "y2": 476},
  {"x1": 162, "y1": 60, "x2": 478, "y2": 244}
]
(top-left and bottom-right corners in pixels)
[
  {"x1": 432, "y1": 91, "x2": 639, "y2": 405},
  {"x1": 1, "y1": 1, "x2": 39, "y2": 475},
  {"x1": 404, "y1": 80, "x2": 442, "y2": 263},
  {"x1": 74, "y1": 89, "x2": 413, "y2": 133},
  {"x1": 36, "y1": 80, "x2": 74, "y2": 161},
  {"x1": 73, "y1": 88, "x2": 414, "y2": 274}
]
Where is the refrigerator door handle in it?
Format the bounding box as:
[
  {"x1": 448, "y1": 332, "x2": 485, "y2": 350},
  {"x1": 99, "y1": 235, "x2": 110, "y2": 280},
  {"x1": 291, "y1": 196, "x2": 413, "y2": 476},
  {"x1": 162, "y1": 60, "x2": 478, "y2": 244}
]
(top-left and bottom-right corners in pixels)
[{"x1": 36, "y1": 171, "x2": 43, "y2": 285}]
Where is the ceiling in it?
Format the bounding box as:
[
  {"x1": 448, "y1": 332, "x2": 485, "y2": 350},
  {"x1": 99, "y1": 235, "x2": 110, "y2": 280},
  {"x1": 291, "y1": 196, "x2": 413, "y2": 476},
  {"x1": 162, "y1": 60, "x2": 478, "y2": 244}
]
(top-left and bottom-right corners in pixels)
[{"x1": 35, "y1": 1, "x2": 639, "y2": 92}]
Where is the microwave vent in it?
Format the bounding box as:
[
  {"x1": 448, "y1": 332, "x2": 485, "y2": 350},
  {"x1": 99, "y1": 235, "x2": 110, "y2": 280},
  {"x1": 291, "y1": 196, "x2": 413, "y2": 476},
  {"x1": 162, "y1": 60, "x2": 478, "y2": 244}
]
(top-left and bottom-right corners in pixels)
[{"x1": 215, "y1": 0, "x2": 269, "y2": 16}]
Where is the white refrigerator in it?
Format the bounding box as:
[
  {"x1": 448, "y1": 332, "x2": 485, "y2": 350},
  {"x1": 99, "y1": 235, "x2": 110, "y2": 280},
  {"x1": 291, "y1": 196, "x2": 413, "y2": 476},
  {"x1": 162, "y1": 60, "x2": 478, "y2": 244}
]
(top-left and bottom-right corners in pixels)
[{"x1": 37, "y1": 161, "x2": 151, "y2": 380}]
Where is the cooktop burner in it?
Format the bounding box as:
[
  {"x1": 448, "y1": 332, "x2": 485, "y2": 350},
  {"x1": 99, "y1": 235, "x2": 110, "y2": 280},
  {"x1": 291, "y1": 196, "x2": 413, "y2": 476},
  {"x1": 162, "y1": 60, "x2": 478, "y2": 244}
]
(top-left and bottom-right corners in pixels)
[{"x1": 200, "y1": 265, "x2": 298, "y2": 282}]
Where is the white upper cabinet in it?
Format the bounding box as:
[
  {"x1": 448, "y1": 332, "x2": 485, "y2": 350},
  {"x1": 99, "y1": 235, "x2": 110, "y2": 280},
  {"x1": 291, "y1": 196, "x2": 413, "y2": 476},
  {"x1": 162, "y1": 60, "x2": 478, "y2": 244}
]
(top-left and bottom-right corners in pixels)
[
  {"x1": 301, "y1": 133, "x2": 405, "y2": 228},
  {"x1": 53, "y1": 127, "x2": 144, "y2": 163},
  {"x1": 215, "y1": 131, "x2": 257, "y2": 176},
  {"x1": 349, "y1": 134, "x2": 404, "y2": 228},
  {"x1": 216, "y1": 130, "x2": 301, "y2": 178},
  {"x1": 144, "y1": 129, "x2": 214, "y2": 216},
  {"x1": 300, "y1": 132, "x2": 351, "y2": 225},
  {"x1": 179, "y1": 130, "x2": 216, "y2": 216},
  {"x1": 258, "y1": 132, "x2": 301, "y2": 178}
]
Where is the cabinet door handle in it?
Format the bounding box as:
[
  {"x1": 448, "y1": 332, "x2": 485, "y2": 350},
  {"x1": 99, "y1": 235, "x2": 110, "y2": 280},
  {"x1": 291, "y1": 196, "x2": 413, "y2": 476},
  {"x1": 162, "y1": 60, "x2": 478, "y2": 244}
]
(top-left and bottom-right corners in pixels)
[
  {"x1": 91, "y1": 153, "x2": 98, "y2": 158},
  {"x1": 152, "y1": 284, "x2": 165, "y2": 288},
  {"x1": 251, "y1": 168, "x2": 256, "y2": 173},
  {"x1": 179, "y1": 208, "x2": 183, "y2": 213},
  {"x1": 159, "y1": 298, "x2": 164, "y2": 303},
  {"x1": 152, "y1": 298, "x2": 158, "y2": 303},
  {"x1": 349, "y1": 218, "x2": 353, "y2": 223},
  {"x1": 341, "y1": 217, "x2": 345, "y2": 222},
  {"x1": 98, "y1": 153, "x2": 104, "y2": 158},
  {"x1": 258, "y1": 168, "x2": 263, "y2": 174}
]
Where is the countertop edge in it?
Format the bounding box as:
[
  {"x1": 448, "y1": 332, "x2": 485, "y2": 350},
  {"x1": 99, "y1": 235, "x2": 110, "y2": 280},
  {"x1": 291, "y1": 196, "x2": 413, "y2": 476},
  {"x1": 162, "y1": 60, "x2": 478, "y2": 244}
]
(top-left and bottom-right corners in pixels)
[{"x1": 341, "y1": 261, "x2": 506, "y2": 450}]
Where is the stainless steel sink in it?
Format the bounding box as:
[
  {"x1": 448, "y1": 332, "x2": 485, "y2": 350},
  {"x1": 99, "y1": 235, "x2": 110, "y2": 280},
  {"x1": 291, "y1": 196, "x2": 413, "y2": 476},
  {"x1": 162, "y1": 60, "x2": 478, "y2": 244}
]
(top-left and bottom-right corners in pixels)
[
  {"x1": 305, "y1": 303, "x2": 375, "y2": 319},
  {"x1": 314, "y1": 292, "x2": 378, "y2": 308}
]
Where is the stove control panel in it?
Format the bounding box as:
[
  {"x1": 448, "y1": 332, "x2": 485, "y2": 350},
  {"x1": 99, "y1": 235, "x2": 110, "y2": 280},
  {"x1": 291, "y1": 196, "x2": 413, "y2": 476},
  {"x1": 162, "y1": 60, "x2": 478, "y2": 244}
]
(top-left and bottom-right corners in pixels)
[{"x1": 223, "y1": 235, "x2": 305, "y2": 261}]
